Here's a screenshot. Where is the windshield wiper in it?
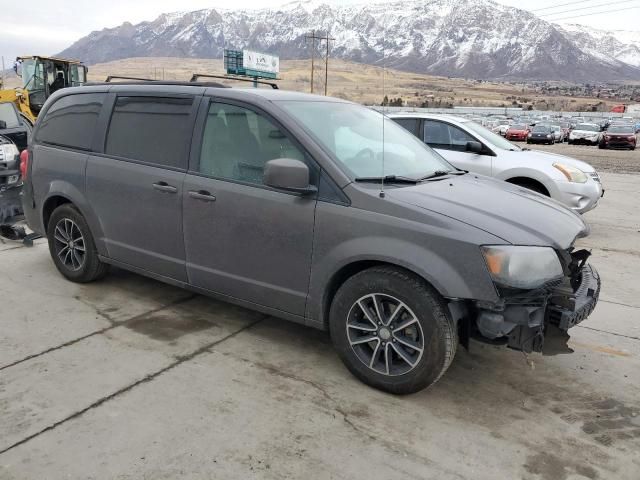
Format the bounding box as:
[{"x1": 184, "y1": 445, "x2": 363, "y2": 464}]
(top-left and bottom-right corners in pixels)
[
  {"x1": 355, "y1": 175, "x2": 419, "y2": 184},
  {"x1": 418, "y1": 170, "x2": 466, "y2": 180}
]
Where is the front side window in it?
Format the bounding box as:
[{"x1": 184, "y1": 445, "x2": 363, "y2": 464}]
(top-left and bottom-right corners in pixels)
[
  {"x1": 423, "y1": 120, "x2": 475, "y2": 151},
  {"x1": 198, "y1": 102, "x2": 305, "y2": 185},
  {"x1": 37, "y1": 93, "x2": 105, "y2": 150},
  {"x1": 106, "y1": 96, "x2": 193, "y2": 168},
  {"x1": 278, "y1": 101, "x2": 452, "y2": 179},
  {"x1": 0, "y1": 103, "x2": 20, "y2": 128}
]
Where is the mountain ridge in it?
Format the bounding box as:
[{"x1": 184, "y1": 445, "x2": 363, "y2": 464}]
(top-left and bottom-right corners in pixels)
[{"x1": 58, "y1": 0, "x2": 640, "y2": 82}]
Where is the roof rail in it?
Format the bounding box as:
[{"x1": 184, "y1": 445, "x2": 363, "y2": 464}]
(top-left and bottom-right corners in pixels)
[
  {"x1": 88, "y1": 77, "x2": 228, "y2": 88},
  {"x1": 190, "y1": 74, "x2": 279, "y2": 89},
  {"x1": 105, "y1": 76, "x2": 157, "y2": 82}
]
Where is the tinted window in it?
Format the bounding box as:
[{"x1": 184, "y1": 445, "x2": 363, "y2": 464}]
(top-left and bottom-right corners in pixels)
[
  {"x1": 199, "y1": 102, "x2": 304, "y2": 185},
  {"x1": 393, "y1": 118, "x2": 418, "y2": 135},
  {"x1": 423, "y1": 120, "x2": 475, "y2": 151},
  {"x1": 37, "y1": 93, "x2": 105, "y2": 150},
  {"x1": 510, "y1": 125, "x2": 527, "y2": 130},
  {"x1": 0, "y1": 103, "x2": 20, "y2": 128},
  {"x1": 106, "y1": 96, "x2": 193, "y2": 168}
]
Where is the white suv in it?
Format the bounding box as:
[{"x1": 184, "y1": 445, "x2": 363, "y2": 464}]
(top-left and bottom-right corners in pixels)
[{"x1": 390, "y1": 113, "x2": 603, "y2": 214}]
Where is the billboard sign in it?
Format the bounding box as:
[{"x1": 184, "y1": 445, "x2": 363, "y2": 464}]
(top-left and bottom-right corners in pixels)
[{"x1": 243, "y1": 50, "x2": 279, "y2": 75}]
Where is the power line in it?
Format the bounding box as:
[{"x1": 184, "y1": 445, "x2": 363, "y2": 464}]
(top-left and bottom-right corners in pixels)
[
  {"x1": 531, "y1": 0, "x2": 620, "y2": 11},
  {"x1": 538, "y1": 0, "x2": 637, "y2": 17},
  {"x1": 549, "y1": 5, "x2": 640, "y2": 21}
]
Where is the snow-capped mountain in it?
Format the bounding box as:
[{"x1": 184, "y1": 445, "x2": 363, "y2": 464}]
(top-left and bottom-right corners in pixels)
[
  {"x1": 560, "y1": 24, "x2": 640, "y2": 68},
  {"x1": 58, "y1": 0, "x2": 640, "y2": 82}
]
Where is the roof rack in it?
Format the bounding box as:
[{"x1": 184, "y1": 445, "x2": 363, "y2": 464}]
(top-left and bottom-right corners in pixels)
[
  {"x1": 87, "y1": 77, "x2": 228, "y2": 88},
  {"x1": 190, "y1": 73, "x2": 279, "y2": 89}
]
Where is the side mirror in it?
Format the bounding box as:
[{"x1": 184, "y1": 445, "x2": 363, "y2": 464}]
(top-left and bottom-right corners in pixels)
[
  {"x1": 465, "y1": 141, "x2": 484, "y2": 154},
  {"x1": 0, "y1": 120, "x2": 6, "y2": 130},
  {"x1": 264, "y1": 158, "x2": 317, "y2": 195}
]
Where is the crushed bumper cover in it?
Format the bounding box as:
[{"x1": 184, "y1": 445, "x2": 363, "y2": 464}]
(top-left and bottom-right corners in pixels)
[
  {"x1": 471, "y1": 263, "x2": 600, "y2": 354},
  {"x1": 547, "y1": 264, "x2": 600, "y2": 331}
]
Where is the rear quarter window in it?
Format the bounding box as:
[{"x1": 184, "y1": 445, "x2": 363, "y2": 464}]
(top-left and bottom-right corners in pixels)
[
  {"x1": 105, "y1": 96, "x2": 193, "y2": 168},
  {"x1": 36, "y1": 93, "x2": 106, "y2": 150}
]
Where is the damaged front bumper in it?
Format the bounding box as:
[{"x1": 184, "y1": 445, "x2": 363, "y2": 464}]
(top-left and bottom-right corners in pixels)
[{"x1": 467, "y1": 259, "x2": 600, "y2": 354}]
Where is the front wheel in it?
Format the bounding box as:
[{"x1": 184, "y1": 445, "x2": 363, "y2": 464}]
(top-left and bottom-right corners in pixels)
[
  {"x1": 47, "y1": 204, "x2": 109, "y2": 283},
  {"x1": 329, "y1": 267, "x2": 457, "y2": 394}
]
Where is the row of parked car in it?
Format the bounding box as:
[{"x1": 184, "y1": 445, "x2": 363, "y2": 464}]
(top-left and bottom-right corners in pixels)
[
  {"x1": 4, "y1": 85, "x2": 604, "y2": 394},
  {"x1": 485, "y1": 114, "x2": 638, "y2": 150}
]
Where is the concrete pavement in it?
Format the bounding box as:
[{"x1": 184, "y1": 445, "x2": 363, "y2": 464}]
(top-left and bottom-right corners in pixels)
[{"x1": 0, "y1": 172, "x2": 639, "y2": 479}]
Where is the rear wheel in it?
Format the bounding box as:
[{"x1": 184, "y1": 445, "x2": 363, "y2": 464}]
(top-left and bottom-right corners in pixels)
[
  {"x1": 329, "y1": 266, "x2": 456, "y2": 394},
  {"x1": 47, "y1": 204, "x2": 108, "y2": 283}
]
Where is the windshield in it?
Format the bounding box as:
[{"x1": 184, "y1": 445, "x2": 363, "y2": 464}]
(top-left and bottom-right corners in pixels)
[
  {"x1": 533, "y1": 126, "x2": 550, "y2": 133},
  {"x1": 277, "y1": 102, "x2": 454, "y2": 179},
  {"x1": 576, "y1": 124, "x2": 599, "y2": 132},
  {"x1": 510, "y1": 124, "x2": 527, "y2": 130},
  {"x1": 550, "y1": 125, "x2": 561, "y2": 131},
  {"x1": 20, "y1": 58, "x2": 46, "y2": 91},
  {"x1": 608, "y1": 126, "x2": 635, "y2": 134},
  {"x1": 464, "y1": 121, "x2": 521, "y2": 151}
]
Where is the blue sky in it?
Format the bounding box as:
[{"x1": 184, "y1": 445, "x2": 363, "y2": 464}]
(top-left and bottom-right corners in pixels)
[{"x1": 1, "y1": 0, "x2": 636, "y2": 68}]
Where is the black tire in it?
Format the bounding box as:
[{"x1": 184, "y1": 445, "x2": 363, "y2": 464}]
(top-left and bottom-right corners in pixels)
[
  {"x1": 511, "y1": 180, "x2": 549, "y2": 196},
  {"x1": 598, "y1": 144, "x2": 605, "y2": 149},
  {"x1": 329, "y1": 266, "x2": 456, "y2": 395},
  {"x1": 47, "y1": 204, "x2": 109, "y2": 283}
]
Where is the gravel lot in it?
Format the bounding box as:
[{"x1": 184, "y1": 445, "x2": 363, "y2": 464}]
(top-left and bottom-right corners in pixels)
[
  {"x1": 524, "y1": 142, "x2": 640, "y2": 174},
  {"x1": 1, "y1": 172, "x2": 639, "y2": 479}
]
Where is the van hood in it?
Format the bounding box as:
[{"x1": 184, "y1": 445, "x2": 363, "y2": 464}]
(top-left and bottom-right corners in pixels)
[
  {"x1": 518, "y1": 149, "x2": 596, "y2": 173},
  {"x1": 386, "y1": 174, "x2": 589, "y2": 249}
]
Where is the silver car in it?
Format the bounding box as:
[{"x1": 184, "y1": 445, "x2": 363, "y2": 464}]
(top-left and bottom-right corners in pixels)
[{"x1": 390, "y1": 113, "x2": 604, "y2": 213}]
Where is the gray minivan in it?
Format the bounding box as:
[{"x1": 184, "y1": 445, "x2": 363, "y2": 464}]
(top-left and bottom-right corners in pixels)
[{"x1": 22, "y1": 84, "x2": 600, "y2": 394}]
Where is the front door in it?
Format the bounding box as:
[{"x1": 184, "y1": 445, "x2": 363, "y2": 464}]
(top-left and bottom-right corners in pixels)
[
  {"x1": 183, "y1": 100, "x2": 317, "y2": 316},
  {"x1": 86, "y1": 94, "x2": 198, "y2": 281},
  {"x1": 422, "y1": 119, "x2": 493, "y2": 176}
]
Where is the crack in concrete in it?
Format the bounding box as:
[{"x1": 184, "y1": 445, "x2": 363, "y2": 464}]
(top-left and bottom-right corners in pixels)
[
  {"x1": 0, "y1": 317, "x2": 265, "y2": 457},
  {"x1": 599, "y1": 298, "x2": 640, "y2": 310},
  {"x1": 576, "y1": 325, "x2": 640, "y2": 342},
  {"x1": 0, "y1": 294, "x2": 197, "y2": 373}
]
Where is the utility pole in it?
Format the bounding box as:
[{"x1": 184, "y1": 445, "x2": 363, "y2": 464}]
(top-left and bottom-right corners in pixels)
[
  {"x1": 305, "y1": 30, "x2": 316, "y2": 93},
  {"x1": 305, "y1": 30, "x2": 334, "y2": 95}
]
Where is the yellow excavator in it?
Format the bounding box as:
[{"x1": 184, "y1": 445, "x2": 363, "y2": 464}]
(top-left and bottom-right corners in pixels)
[{"x1": 0, "y1": 55, "x2": 88, "y2": 127}]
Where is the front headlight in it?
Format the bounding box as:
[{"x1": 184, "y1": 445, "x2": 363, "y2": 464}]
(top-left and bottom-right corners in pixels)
[
  {"x1": 0, "y1": 143, "x2": 20, "y2": 168},
  {"x1": 481, "y1": 246, "x2": 564, "y2": 290},
  {"x1": 546, "y1": 134, "x2": 552, "y2": 139},
  {"x1": 553, "y1": 162, "x2": 588, "y2": 183}
]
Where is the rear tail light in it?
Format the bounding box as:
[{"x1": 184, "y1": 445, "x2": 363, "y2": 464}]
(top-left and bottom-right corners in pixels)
[{"x1": 20, "y1": 149, "x2": 29, "y2": 178}]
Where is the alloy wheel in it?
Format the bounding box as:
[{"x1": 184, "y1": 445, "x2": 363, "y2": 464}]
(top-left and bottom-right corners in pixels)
[
  {"x1": 53, "y1": 218, "x2": 86, "y2": 271},
  {"x1": 346, "y1": 293, "x2": 425, "y2": 376}
]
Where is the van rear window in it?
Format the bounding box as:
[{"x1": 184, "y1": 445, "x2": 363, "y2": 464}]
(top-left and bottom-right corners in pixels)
[
  {"x1": 37, "y1": 93, "x2": 105, "y2": 150},
  {"x1": 105, "y1": 96, "x2": 193, "y2": 168}
]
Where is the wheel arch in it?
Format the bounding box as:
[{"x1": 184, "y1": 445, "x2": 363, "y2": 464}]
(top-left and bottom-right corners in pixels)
[
  {"x1": 40, "y1": 182, "x2": 107, "y2": 256},
  {"x1": 504, "y1": 176, "x2": 550, "y2": 196},
  {"x1": 317, "y1": 258, "x2": 456, "y2": 332}
]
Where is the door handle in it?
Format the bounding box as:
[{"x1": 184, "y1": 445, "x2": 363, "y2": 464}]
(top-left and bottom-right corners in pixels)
[
  {"x1": 153, "y1": 182, "x2": 178, "y2": 194},
  {"x1": 188, "y1": 190, "x2": 216, "y2": 202}
]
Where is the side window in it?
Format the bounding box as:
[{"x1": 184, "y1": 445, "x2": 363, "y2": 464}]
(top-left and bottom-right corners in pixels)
[
  {"x1": 423, "y1": 120, "x2": 475, "y2": 152},
  {"x1": 36, "y1": 93, "x2": 105, "y2": 150},
  {"x1": 393, "y1": 118, "x2": 418, "y2": 136},
  {"x1": 0, "y1": 103, "x2": 20, "y2": 128},
  {"x1": 198, "y1": 102, "x2": 305, "y2": 185},
  {"x1": 423, "y1": 120, "x2": 451, "y2": 148},
  {"x1": 105, "y1": 96, "x2": 193, "y2": 168},
  {"x1": 447, "y1": 124, "x2": 476, "y2": 151}
]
